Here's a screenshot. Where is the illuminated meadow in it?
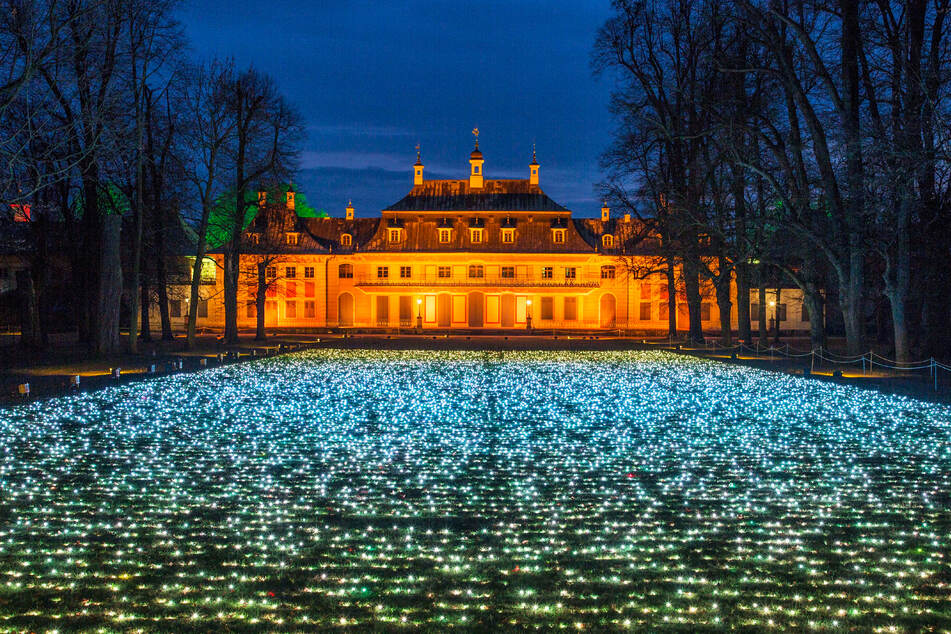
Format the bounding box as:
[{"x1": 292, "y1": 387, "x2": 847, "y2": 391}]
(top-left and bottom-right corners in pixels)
[{"x1": 0, "y1": 349, "x2": 949, "y2": 631}]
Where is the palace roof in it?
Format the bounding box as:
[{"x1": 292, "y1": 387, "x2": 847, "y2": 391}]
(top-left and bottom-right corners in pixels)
[{"x1": 383, "y1": 180, "x2": 567, "y2": 212}]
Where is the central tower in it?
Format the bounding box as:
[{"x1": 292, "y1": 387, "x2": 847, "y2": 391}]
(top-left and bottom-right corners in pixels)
[{"x1": 469, "y1": 127, "x2": 484, "y2": 189}]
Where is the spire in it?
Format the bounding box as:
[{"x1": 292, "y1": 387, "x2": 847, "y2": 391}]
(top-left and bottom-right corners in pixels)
[{"x1": 413, "y1": 143, "x2": 424, "y2": 185}]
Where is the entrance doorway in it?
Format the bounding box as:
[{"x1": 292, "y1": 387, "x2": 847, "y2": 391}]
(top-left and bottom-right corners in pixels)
[
  {"x1": 468, "y1": 292, "x2": 484, "y2": 327},
  {"x1": 338, "y1": 292, "x2": 354, "y2": 327}
]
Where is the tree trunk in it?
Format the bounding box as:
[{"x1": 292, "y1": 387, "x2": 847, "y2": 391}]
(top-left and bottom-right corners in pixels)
[
  {"x1": 16, "y1": 270, "x2": 41, "y2": 349},
  {"x1": 757, "y1": 282, "x2": 767, "y2": 344},
  {"x1": 666, "y1": 257, "x2": 677, "y2": 338},
  {"x1": 772, "y1": 287, "x2": 782, "y2": 344},
  {"x1": 95, "y1": 214, "x2": 122, "y2": 355},
  {"x1": 735, "y1": 263, "x2": 751, "y2": 343},
  {"x1": 683, "y1": 252, "x2": 704, "y2": 343},
  {"x1": 224, "y1": 250, "x2": 240, "y2": 343},
  {"x1": 256, "y1": 262, "x2": 267, "y2": 340},
  {"x1": 140, "y1": 263, "x2": 152, "y2": 342},
  {"x1": 715, "y1": 273, "x2": 732, "y2": 346}
]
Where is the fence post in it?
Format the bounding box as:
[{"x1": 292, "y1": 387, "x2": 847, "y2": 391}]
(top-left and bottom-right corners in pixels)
[
  {"x1": 862, "y1": 354, "x2": 866, "y2": 375},
  {"x1": 811, "y1": 348, "x2": 815, "y2": 374},
  {"x1": 934, "y1": 359, "x2": 938, "y2": 392},
  {"x1": 869, "y1": 351, "x2": 873, "y2": 375}
]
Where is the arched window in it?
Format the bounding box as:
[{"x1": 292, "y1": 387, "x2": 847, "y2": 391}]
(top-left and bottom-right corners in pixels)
[
  {"x1": 341, "y1": 233, "x2": 352, "y2": 247},
  {"x1": 338, "y1": 263, "x2": 353, "y2": 279},
  {"x1": 602, "y1": 234, "x2": 614, "y2": 248}
]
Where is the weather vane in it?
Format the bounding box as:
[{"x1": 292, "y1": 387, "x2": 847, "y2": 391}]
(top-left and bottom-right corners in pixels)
[
  {"x1": 472, "y1": 127, "x2": 479, "y2": 149},
  {"x1": 415, "y1": 142, "x2": 420, "y2": 160}
]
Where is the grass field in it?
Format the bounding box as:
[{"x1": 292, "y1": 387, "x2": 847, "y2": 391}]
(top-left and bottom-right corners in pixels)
[{"x1": 1, "y1": 349, "x2": 949, "y2": 631}]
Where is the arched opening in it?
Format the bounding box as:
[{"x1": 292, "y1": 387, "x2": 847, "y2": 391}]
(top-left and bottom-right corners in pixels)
[
  {"x1": 600, "y1": 293, "x2": 617, "y2": 328},
  {"x1": 338, "y1": 292, "x2": 354, "y2": 327},
  {"x1": 468, "y1": 292, "x2": 484, "y2": 327},
  {"x1": 500, "y1": 294, "x2": 515, "y2": 328},
  {"x1": 437, "y1": 294, "x2": 451, "y2": 327}
]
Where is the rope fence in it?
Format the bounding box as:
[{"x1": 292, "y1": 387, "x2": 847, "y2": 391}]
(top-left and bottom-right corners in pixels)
[{"x1": 639, "y1": 339, "x2": 951, "y2": 391}]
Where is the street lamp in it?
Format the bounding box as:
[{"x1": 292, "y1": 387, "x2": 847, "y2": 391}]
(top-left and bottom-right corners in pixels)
[
  {"x1": 416, "y1": 298, "x2": 423, "y2": 330},
  {"x1": 526, "y1": 299, "x2": 533, "y2": 331}
]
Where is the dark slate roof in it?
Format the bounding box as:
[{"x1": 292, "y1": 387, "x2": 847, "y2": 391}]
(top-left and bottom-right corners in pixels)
[
  {"x1": 361, "y1": 213, "x2": 594, "y2": 253},
  {"x1": 383, "y1": 179, "x2": 567, "y2": 212},
  {"x1": 302, "y1": 217, "x2": 380, "y2": 253},
  {"x1": 574, "y1": 218, "x2": 660, "y2": 254}
]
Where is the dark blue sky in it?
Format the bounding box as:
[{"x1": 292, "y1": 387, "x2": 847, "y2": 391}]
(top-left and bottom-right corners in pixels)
[{"x1": 178, "y1": 0, "x2": 614, "y2": 217}]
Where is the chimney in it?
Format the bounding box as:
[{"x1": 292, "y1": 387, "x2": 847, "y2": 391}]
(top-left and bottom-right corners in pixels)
[
  {"x1": 601, "y1": 201, "x2": 610, "y2": 222},
  {"x1": 286, "y1": 185, "x2": 296, "y2": 211},
  {"x1": 345, "y1": 200, "x2": 354, "y2": 220}
]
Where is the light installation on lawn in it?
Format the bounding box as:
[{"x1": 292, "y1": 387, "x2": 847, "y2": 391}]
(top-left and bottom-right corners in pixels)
[{"x1": 0, "y1": 349, "x2": 948, "y2": 630}]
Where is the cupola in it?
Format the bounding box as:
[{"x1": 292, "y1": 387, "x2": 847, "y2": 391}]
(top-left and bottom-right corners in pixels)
[
  {"x1": 413, "y1": 144, "x2": 424, "y2": 186},
  {"x1": 601, "y1": 201, "x2": 610, "y2": 221},
  {"x1": 469, "y1": 127, "x2": 484, "y2": 189},
  {"x1": 286, "y1": 184, "x2": 296, "y2": 211},
  {"x1": 345, "y1": 200, "x2": 354, "y2": 220},
  {"x1": 529, "y1": 144, "x2": 539, "y2": 186}
]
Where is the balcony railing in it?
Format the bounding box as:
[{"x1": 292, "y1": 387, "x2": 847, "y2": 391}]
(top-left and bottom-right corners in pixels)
[{"x1": 355, "y1": 276, "x2": 601, "y2": 288}]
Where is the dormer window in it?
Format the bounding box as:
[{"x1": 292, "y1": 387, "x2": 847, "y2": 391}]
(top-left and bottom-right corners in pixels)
[
  {"x1": 341, "y1": 233, "x2": 352, "y2": 247},
  {"x1": 501, "y1": 228, "x2": 515, "y2": 244},
  {"x1": 389, "y1": 228, "x2": 403, "y2": 243},
  {"x1": 438, "y1": 228, "x2": 452, "y2": 244},
  {"x1": 248, "y1": 233, "x2": 260, "y2": 245},
  {"x1": 552, "y1": 229, "x2": 566, "y2": 244},
  {"x1": 286, "y1": 232, "x2": 299, "y2": 246},
  {"x1": 470, "y1": 228, "x2": 484, "y2": 243},
  {"x1": 602, "y1": 234, "x2": 614, "y2": 248}
]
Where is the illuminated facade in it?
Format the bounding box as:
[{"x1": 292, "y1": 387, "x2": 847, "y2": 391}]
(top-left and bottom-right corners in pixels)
[{"x1": 183, "y1": 145, "x2": 811, "y2": 333}]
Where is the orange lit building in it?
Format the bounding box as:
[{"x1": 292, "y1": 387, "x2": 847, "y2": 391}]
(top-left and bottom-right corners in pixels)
[{"x1": 181, "y1": 143, "x2": 812, "y2": 334}]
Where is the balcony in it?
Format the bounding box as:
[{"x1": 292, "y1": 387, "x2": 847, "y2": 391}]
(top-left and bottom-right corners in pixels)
[{"x1": 355, "y1": 275, "x2": 601, "y2": 289}]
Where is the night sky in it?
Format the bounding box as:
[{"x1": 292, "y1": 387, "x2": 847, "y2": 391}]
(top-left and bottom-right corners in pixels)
[{"x1": 178, "y1": 0, "x2": 614, "y2": 217}]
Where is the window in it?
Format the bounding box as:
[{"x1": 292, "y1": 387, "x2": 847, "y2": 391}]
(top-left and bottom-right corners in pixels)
[
  {"x1": 777, "y1": 303, "x2": 787, "y2": 321},
  {"x1": 286, "y1": 233, "x2": 298, "y2": 246},
  {"x1": 400, "y1": 265, "x2": 412, "y2": 278},
  {"x1": 389, "y1": 229, "x2": 401, "y2": 243},
  {"x1": 304, "y1": 301, "x2": 316, "y2": 318},
  {"x1": 437, "y1": 266, "x2": 451, "y2": 278},
  {"x1": 286, "y1": 281, "x2": 297, "y2": 298},
  {"x1": 169, "y1": 300, "x2": 182, "y2": 318},
  {"x1": 502, "y1": 228, "x2": 515, "y2": 244},
  {"x1": 540, "y1": 297, "x2": 554, "y2": 320},
  {"x1": 639, "y1": 302, "x2": 651, "y2": 321},
  {"x1": 341, "y1": 233, "x2": 352, "y2": 247},
  {"x1": 600, "y1": 265, "x2": 616, "y2": 279},
  {"x1": 473, "y1": 165, "x2": 479, "y2": 174},
  {"x1": 751, "y1": 303, "x2": 760, "y2": 321},
  {"x1": 564, "y1": 297, "x2": 577, "y2": 321},
  {"x1": 246, "y1": 301, "x2": 257, "y2": 318},
  {"x1": 565, "y1": 267, "x2": 576, "y2": 280},
  {"x1": 701, "y1": 302, "x2": 711, "y2": 321},
  {"x1": 304, "y1": 281, "x2": 315, "y2": 297},
  {"x1": 304, "y1": 266, "x2": 315, "y2": 278},
  {"x1": 470, "y1": 228, "x2": 483, "y2": 243},
  {"x1": 193, "y1": 299, "x2": 207, "y2": 319},
  {"x1": 377, "y1": 266, "x2": 389, "y2": 279},
  {"x1": 552, "y1": 229, "x2": 566, "y2": 244},
  {"x1": 501, "y1": 266, "x2": 515, "y2": 279},
  {"x1": 541, "y1": 266, "x2": 553, "y2": 280},
  {"x1": 602, "y1": 234, "x2": 614, "y2": 248},
  {"x1": 265, "y1": 266, "x2": 277, "y2": 279},
  {"x1": 286, "y1": 301, "x2": 297, "y2": 319},
  {"x1": 338, "y1": 263, "x2": 353, "y2": 279},
  {"x1": 285, "y1": 266, "x2": 296, "y2": 278},
  {"x1": 659, "y1": 302, "x2": 669, "y2": 320},
  {"x1": 468, "y1": 264, "x2": 484, "y2": 278},
  {"x1": 438, "y1": 228, "x2": 452, "y2": 243}
]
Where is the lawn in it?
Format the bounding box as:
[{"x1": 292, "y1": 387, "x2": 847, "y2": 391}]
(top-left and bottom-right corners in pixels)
[{"x1": 0, "y1": 349, "x2": 949, "y2": 631}]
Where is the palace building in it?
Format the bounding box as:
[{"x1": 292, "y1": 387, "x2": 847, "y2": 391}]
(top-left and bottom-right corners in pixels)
[{"x1": 175, "y1": 140, "x2": 811, "y2": 333}]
